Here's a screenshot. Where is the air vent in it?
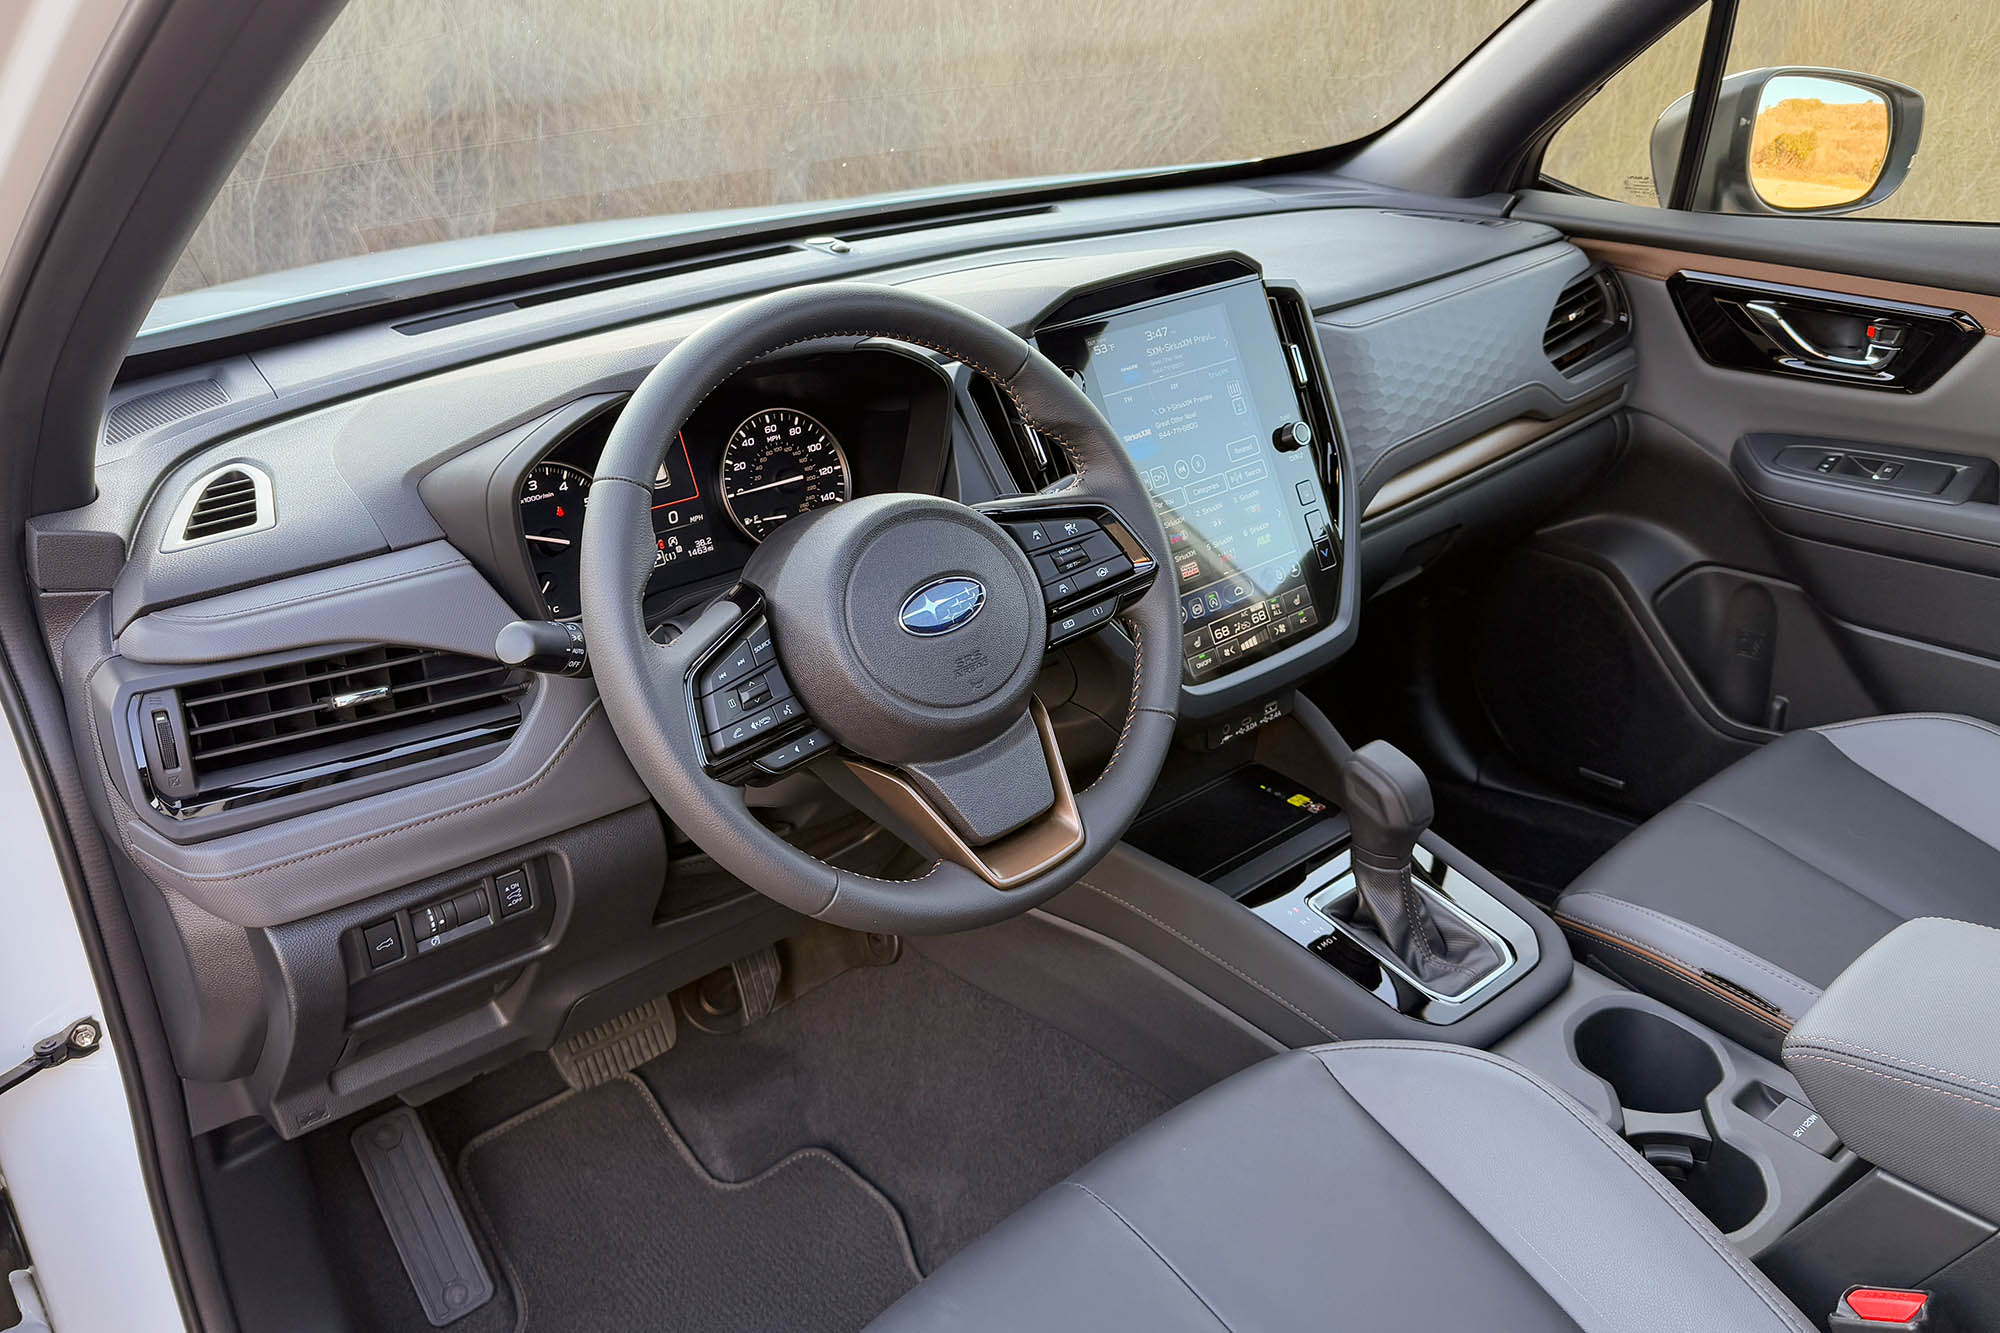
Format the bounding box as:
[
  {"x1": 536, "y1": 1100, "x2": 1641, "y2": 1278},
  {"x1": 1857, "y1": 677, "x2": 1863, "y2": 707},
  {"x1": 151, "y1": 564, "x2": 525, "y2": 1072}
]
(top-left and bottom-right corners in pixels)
[
  {"x1": 1543, "y1": 267, "x2": 1631, "y2": 375},
  {"x1": 967, "y1": 375, "x2": 1072, "y2": 493},
  {"x1": 146, "y1": 646, "x2": 527, "y2": 819},
  {"x1": 1267, "y1": 288, "x2": 1344, "y2": 502},
  {"x1": 161, "y1": 463, "x2": 275, "y2": 551}
]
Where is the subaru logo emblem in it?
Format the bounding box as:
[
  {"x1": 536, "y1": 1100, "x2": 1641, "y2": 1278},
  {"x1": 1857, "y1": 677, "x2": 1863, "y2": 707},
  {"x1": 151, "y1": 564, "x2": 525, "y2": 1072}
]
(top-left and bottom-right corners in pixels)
[{"x1": 898, "y1": 577, "x2": 986, "y2": 636}]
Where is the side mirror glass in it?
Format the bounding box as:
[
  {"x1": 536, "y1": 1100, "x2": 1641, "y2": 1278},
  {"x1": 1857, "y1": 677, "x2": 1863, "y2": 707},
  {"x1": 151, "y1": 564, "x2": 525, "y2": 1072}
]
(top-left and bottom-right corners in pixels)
[
  {"x1": 1750, "y1": 75, "x2": 1890, "y2": 210},
  {"x1": 1648, "y1": 67, "x2": 1923, "y2": 216}
]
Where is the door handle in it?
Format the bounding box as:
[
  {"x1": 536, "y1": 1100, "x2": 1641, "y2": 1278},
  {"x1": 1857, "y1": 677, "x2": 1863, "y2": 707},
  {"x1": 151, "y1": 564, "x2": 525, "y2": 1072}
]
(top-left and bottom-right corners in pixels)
[{"x1": 1743, "y1": 300, "x2": 1902, "y2": 371}]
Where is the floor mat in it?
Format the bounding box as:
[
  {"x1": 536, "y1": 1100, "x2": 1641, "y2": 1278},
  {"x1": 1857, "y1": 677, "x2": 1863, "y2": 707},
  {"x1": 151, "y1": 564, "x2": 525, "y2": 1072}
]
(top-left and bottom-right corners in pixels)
[
  {"x1": 459, "y1": 1074, "x2": 920, "y2": 1332},
  {"x1": 641, "y1": 946, "x2": 1177, "y2": 1270}
]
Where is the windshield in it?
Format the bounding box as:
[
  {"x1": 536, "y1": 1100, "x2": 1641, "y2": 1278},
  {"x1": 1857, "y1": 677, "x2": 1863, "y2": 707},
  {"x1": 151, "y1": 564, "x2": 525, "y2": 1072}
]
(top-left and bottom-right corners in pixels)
[{"x1": 158, "y1": 0, "x2": 1524, "y2": 308}]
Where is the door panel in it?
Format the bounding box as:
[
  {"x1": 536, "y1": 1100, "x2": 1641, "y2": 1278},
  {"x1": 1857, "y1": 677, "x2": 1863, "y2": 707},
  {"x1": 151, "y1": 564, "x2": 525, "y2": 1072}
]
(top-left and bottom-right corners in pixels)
[{"x1": 1468, "y1": 202, "x2": 2000, "y2": 810}]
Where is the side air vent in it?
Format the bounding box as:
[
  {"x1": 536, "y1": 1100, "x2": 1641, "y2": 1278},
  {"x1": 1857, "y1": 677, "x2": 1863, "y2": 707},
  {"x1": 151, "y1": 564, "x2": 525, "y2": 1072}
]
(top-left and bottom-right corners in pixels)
[
  {"x1": 1543, "y1": 267, "x2": 1631, "y2": 375},
  {"x1": 140, "y1": 646, "x2": 527, "y2": 820},
  {"x1": 161, "y1": 463, "x2": 275, "y2": 551},
  {"x1": 967, "y1": 374, "x2": 1072, "y2": 493}
]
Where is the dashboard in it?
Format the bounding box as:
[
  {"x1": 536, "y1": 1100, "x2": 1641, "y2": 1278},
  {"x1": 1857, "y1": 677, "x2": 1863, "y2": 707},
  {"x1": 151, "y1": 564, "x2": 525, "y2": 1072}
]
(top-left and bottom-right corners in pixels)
[{"x1": 47, "y1": 188, "x2": 1634, "y2": 1138}]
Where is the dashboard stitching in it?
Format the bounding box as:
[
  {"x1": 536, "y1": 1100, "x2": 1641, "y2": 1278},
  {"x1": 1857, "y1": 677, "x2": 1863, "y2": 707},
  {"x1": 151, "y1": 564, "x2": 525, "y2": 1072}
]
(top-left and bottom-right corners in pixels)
[
  {"x1": 122, "y1": 698, "x2": 607, "y2": 885},
  {"x1": 146, "y1": 555, "x2": 470, "y2": 622}
]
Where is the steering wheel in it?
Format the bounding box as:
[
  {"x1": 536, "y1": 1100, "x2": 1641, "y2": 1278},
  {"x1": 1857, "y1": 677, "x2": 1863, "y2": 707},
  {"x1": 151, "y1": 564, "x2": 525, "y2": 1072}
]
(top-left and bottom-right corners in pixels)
[{"x1": 581, "y1": 283, "x2": 1179, "y2": 933}]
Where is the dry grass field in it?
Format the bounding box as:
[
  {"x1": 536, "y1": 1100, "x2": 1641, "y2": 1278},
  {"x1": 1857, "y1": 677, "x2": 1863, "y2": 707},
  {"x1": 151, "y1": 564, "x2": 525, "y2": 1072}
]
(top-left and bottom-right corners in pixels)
[
  {"x1": 1749, "y1": 96, "x2": 1890, "y2": 208},
  {"x1": 161, "y1": 0, "x2": 2000, "y2": 297}
]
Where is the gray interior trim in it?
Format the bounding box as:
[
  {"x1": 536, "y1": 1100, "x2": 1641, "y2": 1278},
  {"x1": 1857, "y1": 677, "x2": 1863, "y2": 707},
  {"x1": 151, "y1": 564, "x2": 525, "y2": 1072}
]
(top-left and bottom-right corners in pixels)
[{"x1": 1785, "y1": 917, "x2": 2000, "y2": 1224}]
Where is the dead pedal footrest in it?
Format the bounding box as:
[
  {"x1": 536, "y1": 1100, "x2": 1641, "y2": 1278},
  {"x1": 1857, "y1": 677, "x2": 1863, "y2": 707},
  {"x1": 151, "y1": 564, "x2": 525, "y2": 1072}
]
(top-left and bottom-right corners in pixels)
[{"x1": 350, "y1": 1107, "x2": 494, "y2": 1326}]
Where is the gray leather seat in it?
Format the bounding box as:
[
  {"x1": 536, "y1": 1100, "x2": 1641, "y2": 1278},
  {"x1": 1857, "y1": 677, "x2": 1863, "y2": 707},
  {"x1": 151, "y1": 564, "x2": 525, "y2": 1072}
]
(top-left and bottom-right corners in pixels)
[
  {"x1": 867, "y1": 1042, "x2": 1810, "y2": 1332},
  {"x1": 1558, "y1": 714, "x2": 2000, "y2": 1058}
]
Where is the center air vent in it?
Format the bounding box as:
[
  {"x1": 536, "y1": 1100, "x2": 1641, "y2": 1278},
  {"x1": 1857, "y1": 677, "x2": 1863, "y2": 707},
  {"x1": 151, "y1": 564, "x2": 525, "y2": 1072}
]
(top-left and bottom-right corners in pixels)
[
  {"x1": 967, "y1": 375, "x2": 1073, "y2": 492},
  {"x1": 1543, "y1": 267, "x2": 1631, "y2": 376},
  {"x1": 138, "y1": 645, "x2": 527, "y2": 820},
  {"x1": 161, "y1": 463, "x2": 274, "y2": 551}
]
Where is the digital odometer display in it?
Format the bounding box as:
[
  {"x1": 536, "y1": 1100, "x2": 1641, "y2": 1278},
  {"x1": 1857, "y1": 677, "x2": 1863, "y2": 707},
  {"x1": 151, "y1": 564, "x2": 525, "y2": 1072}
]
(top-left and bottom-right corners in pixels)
[{"x1": 1038, "y1": 278, "x2": 1337, "y2": 684}]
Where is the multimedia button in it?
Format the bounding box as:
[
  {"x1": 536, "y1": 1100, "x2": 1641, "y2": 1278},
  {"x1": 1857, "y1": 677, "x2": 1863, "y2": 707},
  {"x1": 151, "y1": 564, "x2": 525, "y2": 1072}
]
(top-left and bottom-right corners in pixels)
[{"x1": 756, "y1": 728, "x2": 831, "y2": 775}]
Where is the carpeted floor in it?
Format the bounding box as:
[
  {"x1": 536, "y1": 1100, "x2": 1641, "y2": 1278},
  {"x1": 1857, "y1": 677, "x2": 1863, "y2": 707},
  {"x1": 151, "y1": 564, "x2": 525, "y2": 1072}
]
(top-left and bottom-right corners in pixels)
[
  {"x1": 306, "y1": 945, "x2": 1180, "y2": 1331},
  {"x1": 460, "y1": 1074, "x2": 920, "y2": 1332}
]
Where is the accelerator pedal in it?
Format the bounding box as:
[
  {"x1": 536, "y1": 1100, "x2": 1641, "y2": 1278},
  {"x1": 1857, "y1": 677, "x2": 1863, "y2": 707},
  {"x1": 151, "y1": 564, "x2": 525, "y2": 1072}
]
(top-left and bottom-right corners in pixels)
[
  {"x1": 550, "y1": 996, "x2": 677, "y2": 1090},
  {"x1": 350, "y1": 1108, "x2": 494, "y2": 1326},
  {"x1": 731, "y1": 945, "x2": 782, "y2": 1024}
]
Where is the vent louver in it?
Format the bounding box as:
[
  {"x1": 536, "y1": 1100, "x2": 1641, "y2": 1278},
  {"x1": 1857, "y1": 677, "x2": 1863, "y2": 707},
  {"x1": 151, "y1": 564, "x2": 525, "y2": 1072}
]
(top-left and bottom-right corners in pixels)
[
  {"x1": 144, "y1": 646, "x2": 528, "y2": 819},
  {"x1": 968, "y1": 375, "x2": 1072, "y2": 493},
  {"x1": 1543, "y1": 267, "x2": 1631, "y2": 375},
  {"x1": 162, "y1": 463, "x2": 274, "y2": 550},
  {"x1": 181, "y1": 646, "x2": 522, "y2": 774}
]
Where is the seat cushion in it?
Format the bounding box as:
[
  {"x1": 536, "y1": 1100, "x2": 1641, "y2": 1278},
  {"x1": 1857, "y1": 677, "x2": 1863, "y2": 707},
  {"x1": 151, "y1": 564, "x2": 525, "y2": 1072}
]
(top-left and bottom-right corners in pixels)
[
  {"x1": 1557, "y1": 714, "x2": 2000, "y2": 1057},
  {"x1": 866, "y1": 1042, "x2": 1810, "y2": 1332}
]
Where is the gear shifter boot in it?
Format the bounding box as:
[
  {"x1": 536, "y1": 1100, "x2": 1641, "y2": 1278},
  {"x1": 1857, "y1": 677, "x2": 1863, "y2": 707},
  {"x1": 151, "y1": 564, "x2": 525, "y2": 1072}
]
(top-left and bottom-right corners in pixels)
[{"x1": 1342, "y1": 741, "x2": 1500, "y2": 988}]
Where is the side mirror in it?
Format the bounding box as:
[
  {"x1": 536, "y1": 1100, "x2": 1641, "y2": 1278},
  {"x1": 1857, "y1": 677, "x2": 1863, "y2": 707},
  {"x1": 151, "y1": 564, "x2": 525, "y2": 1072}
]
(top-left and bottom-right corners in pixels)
[{"x1": 1649, "y1": 67, "x2": 1923, "y2": 215}]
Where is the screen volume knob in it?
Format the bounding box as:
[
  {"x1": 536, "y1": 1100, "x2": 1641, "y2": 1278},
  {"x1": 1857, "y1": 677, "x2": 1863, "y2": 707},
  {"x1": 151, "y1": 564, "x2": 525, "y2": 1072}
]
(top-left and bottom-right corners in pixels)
[{"x1": 1272, "y1": 420, "x2": 1314, "y2": 453}]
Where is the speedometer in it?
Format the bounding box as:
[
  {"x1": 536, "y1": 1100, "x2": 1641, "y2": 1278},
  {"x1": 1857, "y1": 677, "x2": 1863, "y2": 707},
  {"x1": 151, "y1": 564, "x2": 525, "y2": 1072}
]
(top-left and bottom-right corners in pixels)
[{"x1": 717, "y1": 408, "x2": 851, "y2": 541}]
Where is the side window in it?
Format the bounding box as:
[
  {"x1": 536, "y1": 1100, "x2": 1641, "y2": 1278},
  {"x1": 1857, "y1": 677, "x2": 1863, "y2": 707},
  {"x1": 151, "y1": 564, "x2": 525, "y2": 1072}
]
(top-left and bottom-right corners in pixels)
[
  {"x1": 1546, "y1": 1, "x2": 1995, "y2": 223},
  {"x1": 1542, "y1": 7, "x2": 1709, "y2": 208}
]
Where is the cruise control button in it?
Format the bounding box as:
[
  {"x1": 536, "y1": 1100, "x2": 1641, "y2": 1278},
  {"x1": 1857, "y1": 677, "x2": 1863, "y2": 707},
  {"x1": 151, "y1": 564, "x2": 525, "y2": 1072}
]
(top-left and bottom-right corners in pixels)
[
  {"x1": 1048, "y1": 515, "x2": 1099, "y2": 543},
  {"x1": 1045, "y1": 575, "x2": 1078, "y2": 603},
  {"x1": 1004, "y1": 519, "x2": 1053, "y2": 550},
  {"x1": 756, "y1": 728, "x2": 832, "y2": 774},
  {"x1": 1069, "y1": 555, "x2": 1132, "y2": 595},
  {"x1": 1032, "y1": 531, "x2": 1119, "y2": 582},
  {"x1": 1049, "y1": 596, "x2": 1117, "y2": 644}
]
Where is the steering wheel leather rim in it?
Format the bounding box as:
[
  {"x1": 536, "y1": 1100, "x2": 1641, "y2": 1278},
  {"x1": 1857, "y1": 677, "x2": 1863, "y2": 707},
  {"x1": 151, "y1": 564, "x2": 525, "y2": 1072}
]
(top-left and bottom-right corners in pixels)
[{"x1": 580, "y1": 281, "x2": 1179, "y2": 933}]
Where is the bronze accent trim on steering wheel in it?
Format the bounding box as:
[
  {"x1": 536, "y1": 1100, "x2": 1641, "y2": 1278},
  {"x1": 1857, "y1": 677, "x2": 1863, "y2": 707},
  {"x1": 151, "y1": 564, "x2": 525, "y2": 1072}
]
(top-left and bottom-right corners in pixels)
[{"x1": 840, "y1": 697, "x2": 1082, "y2": 888}]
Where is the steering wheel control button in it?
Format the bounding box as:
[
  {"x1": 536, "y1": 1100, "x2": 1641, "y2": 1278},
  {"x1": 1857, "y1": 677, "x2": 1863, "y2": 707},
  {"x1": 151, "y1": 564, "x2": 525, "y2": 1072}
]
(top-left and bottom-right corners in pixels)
[
  {"x1": 1004, "y1": 519, "x2": 1053, "y2": 550},
  {"x1": 494, "y1": 869, "x2": 532, "y2": 918},
  {"x1": 737, "y1": 676, "x2": 773, "y2": 708},
  {"x1": 746, "y1": 623, "x2": 775, "y2": 663},
  {"x1": 699, "y1": 638, "x2": 760, "y2": 694},
  {"x1": 362, "y1": 920, "x2": 404, "y2": 969},
  {"x1": 1050, "y1": 596, "x2": 1118, "y2": 645},
  {"x1": 755, "y1": 728, "x2": 831, "y2": 774}
]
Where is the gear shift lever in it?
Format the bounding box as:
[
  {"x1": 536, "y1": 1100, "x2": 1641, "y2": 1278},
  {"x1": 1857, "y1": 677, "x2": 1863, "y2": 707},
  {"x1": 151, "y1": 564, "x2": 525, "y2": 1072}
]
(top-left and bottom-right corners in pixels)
[{"x1": 1339, "y1": 740, "x2": 1498, "y2": 988}]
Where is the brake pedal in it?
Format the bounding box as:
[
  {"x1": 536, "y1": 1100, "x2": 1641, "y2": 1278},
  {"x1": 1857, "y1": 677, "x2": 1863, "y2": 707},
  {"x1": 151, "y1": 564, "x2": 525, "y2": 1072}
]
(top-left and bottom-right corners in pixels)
[
  {"x1": 550, "y1": 996, "x2": 677, "y2": 1090},
  {"x1": 350, "y1": 1108, "x2": 494, "y2": 1326}
]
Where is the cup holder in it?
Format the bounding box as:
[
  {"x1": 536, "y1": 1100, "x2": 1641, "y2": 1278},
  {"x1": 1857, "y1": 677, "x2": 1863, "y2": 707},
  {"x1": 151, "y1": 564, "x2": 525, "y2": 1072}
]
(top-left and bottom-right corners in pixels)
[
  {"x1": 1573, "y1": 1006, "x2": 1722, "y2": 1111},
  {"x1": 1571, "y1": 1004, "x2": 1769, "y2": 1233}
]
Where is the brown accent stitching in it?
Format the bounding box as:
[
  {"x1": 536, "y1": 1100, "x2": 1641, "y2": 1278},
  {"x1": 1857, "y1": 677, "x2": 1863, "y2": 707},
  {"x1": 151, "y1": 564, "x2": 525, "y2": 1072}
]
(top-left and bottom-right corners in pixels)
[{"x1": 1560, "y1": 918, "x2": 1790, "y2": 1035}]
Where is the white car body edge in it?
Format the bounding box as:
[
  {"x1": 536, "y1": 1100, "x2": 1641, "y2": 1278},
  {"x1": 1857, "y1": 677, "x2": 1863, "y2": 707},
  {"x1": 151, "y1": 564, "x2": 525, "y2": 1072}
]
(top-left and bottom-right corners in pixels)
[{"x1": 0, "y1": 2, "x2": 188, "y2": 1329}]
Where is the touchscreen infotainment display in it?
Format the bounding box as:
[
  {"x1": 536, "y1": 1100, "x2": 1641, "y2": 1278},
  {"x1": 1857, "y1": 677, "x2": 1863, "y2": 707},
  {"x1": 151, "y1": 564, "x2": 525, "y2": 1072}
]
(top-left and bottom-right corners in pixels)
[{"x1": 1037, "y1": 277, "x2": 1338, "y2": 685}]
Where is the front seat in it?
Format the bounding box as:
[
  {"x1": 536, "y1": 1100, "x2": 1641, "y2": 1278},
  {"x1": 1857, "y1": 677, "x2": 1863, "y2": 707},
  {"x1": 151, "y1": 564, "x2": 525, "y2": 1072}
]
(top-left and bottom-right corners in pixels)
[
  {"x1": 1556, "y1": 714, "x2": 2000, "y2": 1057},
  {"x1": 867, "y1": 1042, "x2": 1811, "y2": 1332}
]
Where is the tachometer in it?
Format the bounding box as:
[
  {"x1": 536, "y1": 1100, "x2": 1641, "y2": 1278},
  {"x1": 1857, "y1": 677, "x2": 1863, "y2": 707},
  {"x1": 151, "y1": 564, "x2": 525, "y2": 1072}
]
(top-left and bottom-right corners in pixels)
[
  {"x1": 518, "y1": 461, "x2": 591, "y2": 618},
  {"x1": 717, "y1": 408, "x2": 851, "y2": 541}
]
